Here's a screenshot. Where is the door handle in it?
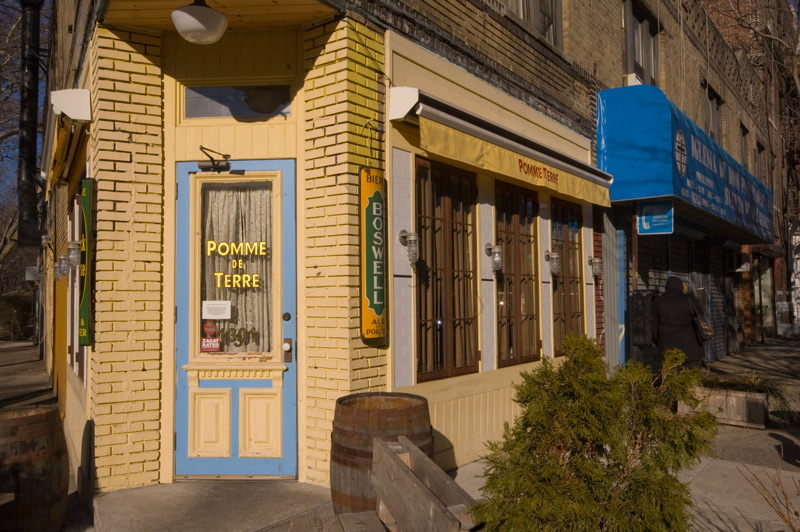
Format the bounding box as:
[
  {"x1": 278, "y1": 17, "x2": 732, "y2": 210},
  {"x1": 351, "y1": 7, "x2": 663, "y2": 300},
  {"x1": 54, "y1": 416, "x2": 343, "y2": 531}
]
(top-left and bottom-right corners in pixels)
[{"x1": 283, "y1": 338, "x2": 293, "y2": 363}]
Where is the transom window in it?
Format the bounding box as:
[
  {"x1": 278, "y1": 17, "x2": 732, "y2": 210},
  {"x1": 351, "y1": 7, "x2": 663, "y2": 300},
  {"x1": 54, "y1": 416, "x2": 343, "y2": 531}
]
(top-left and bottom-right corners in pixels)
[
  {"x1": 185, "y1": 85, "x2": 291, "y2": 119},
  {"x1": 415, "y1": 159, "x2": 479, "y2": 382},
  {"x1": 495, "y1": 182, "x2": 541, "y2": 366},
  {"x1": 507, "y1": 0, "x2": 562, "y2": 48}
]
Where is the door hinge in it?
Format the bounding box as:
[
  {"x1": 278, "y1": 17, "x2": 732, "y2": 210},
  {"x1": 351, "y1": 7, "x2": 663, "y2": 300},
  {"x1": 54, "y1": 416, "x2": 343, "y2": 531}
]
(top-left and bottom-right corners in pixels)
[
  {"x1": 175, "y1": 305, "x2": 178, "y2": 323},
  {"x1": 174, "y1": 432, "x2": 177, "y2": 450},
  {"x1": 175, "y1": 182, "x2": 178, "y2": 199}
]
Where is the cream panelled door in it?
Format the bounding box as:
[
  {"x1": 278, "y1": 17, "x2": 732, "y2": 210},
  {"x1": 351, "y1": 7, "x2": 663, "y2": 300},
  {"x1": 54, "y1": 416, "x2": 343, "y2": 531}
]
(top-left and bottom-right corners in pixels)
[{"x1": 175, "y1": 160, "x2": 296, "y2": 477}]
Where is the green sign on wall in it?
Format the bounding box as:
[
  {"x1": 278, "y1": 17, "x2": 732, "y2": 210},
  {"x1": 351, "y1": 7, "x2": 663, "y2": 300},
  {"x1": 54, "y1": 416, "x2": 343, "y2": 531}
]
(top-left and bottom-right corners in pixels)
[
  {"x1": 360, "y1": 167, "x2": 386, "y2": 341},
  {"x1": 79, "y1": 178, "x2": 92, "y2": 345}
]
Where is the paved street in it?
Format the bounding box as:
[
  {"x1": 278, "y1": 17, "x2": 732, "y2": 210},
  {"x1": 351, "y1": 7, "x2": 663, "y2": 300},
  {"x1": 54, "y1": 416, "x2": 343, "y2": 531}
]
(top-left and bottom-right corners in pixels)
[{"x1": 2, "y1": 339, "x2": 800, "y2": 531}]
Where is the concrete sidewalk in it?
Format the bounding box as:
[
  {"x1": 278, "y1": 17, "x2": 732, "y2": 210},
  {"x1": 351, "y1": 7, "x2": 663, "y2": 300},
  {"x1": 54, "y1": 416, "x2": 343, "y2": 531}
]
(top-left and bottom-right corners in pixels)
[{"x1": 2, "y1": 339, "x2": 800, "y2": 531}]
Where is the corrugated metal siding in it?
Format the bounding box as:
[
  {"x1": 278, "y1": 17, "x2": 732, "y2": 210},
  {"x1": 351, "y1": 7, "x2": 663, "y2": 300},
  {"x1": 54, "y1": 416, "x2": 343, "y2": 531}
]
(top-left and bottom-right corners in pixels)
[
  {"x1": 725, "y1": 275, "x2": 739, "y2": 354},
  {"x1": 709, "y1": 247, "x2": 726, "y2": 361},
  {"x1": 602, "y1": 213, "x2": 620, "y2": 366}
]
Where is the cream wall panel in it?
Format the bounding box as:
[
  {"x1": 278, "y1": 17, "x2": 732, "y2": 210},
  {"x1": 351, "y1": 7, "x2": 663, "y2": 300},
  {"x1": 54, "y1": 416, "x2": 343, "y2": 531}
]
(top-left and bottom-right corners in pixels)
[
  {"x1": 478, "y1": 174, "x2": 496, "y2": 372},
  {"x1": 391, "y1": 148, "x2": 413, "y2": 388},
  {"x1": 582, "y1": 203, "x2": 596, "y2": 339},
  {"x1": 539, "y1": 196, "x2": 554, "y2": 358},
  {"x1": 239, "y1": 389, "x2": 282, "y2": 458},
  {"x1": 403, "y1": 363, "x2": 530, "y2": 470},
  {"x1": 189, "y1": 389, "x2": 232, "y2": 458}
]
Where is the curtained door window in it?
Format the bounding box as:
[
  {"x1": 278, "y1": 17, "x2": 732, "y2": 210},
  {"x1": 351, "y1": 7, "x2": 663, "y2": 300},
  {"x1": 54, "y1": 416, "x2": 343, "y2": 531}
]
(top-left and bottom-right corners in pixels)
[
  {"x1": 551, "y1": 199, "x2": 584, "y2": 356},
  {"x1": 200, "y1": 182, "x2": 272, "y2": 355}
]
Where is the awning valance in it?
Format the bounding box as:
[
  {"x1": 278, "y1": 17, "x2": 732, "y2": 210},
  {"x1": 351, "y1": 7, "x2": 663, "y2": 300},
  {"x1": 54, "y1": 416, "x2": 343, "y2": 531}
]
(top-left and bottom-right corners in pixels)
[
  {"x1": 598, "y1": 85, "x2": 773, "y2": 243},
  {"x1": 391, "y1": 87, "x2": 612, "y2": 207},
  {"x1": 420, "y1": 118, "x2": 611, "y2": 206}
]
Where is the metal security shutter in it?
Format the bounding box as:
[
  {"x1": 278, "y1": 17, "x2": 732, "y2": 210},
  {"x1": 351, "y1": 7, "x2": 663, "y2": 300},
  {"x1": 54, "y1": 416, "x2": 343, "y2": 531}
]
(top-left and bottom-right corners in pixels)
[
  {"x1": 636, "y1": 235, "x2": 669, "y2": 292},
  {"x1": 709, "y1": 247, "x2": 726, "y2": 361},
  {"x1": 669, "y1": 236, "x2": 690, "y2": 278}
]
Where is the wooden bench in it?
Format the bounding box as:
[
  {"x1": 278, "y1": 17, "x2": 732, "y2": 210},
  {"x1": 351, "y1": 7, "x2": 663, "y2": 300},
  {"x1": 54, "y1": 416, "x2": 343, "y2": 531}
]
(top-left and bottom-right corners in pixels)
[
  {"x1": 372, "y1": 436, "x2": 479, "y2": 532},
  {"x1": 291, "y1": 435, "x2": 479, "y2": 532},
  {"x1": 289, "y1": 511, "x2": 387, "y2": 532}
]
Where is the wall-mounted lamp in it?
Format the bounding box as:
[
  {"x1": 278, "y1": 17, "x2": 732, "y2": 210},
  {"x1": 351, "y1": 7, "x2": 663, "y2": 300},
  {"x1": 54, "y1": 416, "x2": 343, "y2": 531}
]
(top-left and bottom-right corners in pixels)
[
  {"x1": 398, "y1": 230, "x2": 420, "y2": 265},
  {"x1": 588, "y1": 256, "x2": 603, "y2": 277},
  {"x1": 67, "y1": 241, "x2": 81, "y2": 269},
  {"x1": 545, "y1": 250, "x2": 561, "y2": 276},
  {"x1": 171, "y1": 0, "x2": 228, "y2": 45},
  {"x1": 55, "y1": 253, "x2": 69, "y2": 280},
  {"x1": 485, "y1": 244, "x2": 502, "y2": 272},
  {"x1": 41, "y1": 233, "x2": 50, "y2": 249}
]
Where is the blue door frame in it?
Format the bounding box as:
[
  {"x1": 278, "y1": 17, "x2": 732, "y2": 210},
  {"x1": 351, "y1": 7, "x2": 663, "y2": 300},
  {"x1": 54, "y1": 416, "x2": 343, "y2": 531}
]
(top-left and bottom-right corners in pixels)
[{"x1": 175, "y1": 159, "x2": 297, "y2": 476}]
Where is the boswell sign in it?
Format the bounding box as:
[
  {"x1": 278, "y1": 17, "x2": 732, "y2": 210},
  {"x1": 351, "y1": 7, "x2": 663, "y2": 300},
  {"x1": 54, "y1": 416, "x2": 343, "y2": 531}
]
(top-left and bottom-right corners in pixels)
[{"x1": 360, "y1": 167, "x2": 386, "y2": 341}]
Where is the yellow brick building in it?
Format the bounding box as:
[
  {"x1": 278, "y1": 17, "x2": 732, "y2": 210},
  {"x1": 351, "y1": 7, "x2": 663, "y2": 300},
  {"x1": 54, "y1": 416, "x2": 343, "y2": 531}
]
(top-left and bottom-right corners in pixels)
[{"x1": 39, "y1": 0, "x2": 778, "y2": 496}]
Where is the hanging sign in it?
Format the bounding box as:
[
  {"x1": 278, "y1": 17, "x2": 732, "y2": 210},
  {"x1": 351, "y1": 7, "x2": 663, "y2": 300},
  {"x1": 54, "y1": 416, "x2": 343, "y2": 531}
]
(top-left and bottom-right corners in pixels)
[
  {"x1": 360, "y1": 167, "x2": 387, "y2": 341},
  {"x1": 79, "y1": 178, "x2": 92, "y2": 345},
  {"x1": 637, "y1": 200, "x2": 673, "y2": 235}
]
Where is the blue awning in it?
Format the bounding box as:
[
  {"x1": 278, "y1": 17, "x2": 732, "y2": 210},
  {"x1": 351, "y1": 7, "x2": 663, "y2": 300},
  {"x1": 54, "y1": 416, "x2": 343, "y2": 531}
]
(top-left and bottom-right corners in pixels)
[{"x1": 598, "y1": 85, "x2": 773, "y2": 243}]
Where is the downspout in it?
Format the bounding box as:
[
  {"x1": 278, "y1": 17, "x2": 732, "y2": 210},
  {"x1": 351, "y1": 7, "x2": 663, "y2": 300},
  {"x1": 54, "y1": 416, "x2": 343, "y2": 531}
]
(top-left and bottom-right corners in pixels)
[{"x1": 17, "y1": 0, "x2": 45, "y2": 247}]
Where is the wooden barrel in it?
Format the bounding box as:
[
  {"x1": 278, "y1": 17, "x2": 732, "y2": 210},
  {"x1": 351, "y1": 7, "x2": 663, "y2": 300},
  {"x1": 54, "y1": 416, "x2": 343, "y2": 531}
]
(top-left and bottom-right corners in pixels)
[
  {"x1": 330, "y1": 392, "x2": 433, "y2": 514},
  {"x1": 0, "y1": 405, "x2": 69, "y2": 532}
]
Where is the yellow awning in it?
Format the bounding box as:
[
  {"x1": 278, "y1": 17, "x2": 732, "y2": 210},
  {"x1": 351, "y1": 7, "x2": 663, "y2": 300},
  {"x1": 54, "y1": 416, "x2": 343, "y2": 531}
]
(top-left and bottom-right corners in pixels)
[{"x1": 420, "y1": 117, "x2": 611, "y2": 207}]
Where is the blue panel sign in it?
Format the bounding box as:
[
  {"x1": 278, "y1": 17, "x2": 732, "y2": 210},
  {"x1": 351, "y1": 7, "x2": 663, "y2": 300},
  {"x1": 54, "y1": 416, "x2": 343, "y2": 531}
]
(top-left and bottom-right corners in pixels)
[
  {"x1": 638, "y1": 200, "x2": 673, "y2": 235},
  {"x1": 598, "y1": 85, "x2": 773, "y2": 243}
]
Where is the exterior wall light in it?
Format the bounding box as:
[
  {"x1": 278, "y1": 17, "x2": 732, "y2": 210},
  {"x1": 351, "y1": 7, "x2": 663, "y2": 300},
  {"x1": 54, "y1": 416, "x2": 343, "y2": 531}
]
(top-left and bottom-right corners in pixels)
[
  {"x1": 398, "y1": 230, "x2": 420, "y2": 265},
  {"x1": 56, "y1": 253, "x2": 69, "y2": 280},
  {"x1": 67, "y1": 241, "x2": 81, "y2": 269},
  {"x1": 545, "y1": 249, "x2": 561, "y2": 276},
  {"x1": 171, "y1": 0, "x2": 228, "y2": 45},
  {"x1": 588, "y1": 256, "x2": 603, "y2": 277},
  {"x1": 485, "y1": 244, "x2": 503, "y2": 272}
]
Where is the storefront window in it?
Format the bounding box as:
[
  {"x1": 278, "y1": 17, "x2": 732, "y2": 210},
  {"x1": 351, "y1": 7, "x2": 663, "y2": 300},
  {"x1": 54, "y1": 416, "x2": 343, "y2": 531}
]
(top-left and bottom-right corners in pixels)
[
  {"x1": 415, "y1": 159, "x2": 479, "y2": 381},
  {"x1": 551, "y1": 199, "x2": 584, "y2": 355},
  {"x1": 200, "y1": 182, "x2": 272, "y2": 354},
  {"x1": 496, "y1": 183, "x2": 541, "y2": 365}
]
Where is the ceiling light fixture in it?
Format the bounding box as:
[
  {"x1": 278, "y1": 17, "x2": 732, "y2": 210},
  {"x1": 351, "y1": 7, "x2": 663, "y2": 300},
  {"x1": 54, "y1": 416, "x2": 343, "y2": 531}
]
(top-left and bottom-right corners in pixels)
[{"x1": 171, "y1": 0, "x2": 228, "y2": 45}]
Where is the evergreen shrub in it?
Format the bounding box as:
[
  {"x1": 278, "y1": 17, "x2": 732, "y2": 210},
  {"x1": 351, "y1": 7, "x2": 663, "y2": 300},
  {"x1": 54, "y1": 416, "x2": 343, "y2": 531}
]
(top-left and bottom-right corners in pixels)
[{"x1": 471, "y1": 335, "x2": 718, "y2": 532}]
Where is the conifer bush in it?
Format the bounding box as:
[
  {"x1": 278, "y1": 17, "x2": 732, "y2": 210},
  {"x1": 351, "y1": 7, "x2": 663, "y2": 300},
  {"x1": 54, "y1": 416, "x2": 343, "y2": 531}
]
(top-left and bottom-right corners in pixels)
[{"x1": 471, "y1": 335, "x2": 718, "y2": 532}]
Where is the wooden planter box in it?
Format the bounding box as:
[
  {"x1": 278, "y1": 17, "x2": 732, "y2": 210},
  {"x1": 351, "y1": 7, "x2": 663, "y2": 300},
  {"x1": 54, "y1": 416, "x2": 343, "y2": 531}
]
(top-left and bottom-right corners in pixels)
[{"x1": 678, "y1": 387, "x2": 769, "y2": 429}]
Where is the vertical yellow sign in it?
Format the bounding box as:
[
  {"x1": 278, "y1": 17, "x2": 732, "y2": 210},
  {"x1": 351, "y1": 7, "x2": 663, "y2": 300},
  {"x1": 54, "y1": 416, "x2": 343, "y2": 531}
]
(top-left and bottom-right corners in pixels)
[{"x1": 360, "y1": 167, "x2": 386, "y2": 341}]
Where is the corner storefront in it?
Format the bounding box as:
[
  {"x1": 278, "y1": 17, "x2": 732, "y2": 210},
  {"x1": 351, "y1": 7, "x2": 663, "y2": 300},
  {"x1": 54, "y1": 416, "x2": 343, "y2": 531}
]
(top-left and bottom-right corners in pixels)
[{"x1": 385, "y1": 34, "x2": 612, "y2": 469}]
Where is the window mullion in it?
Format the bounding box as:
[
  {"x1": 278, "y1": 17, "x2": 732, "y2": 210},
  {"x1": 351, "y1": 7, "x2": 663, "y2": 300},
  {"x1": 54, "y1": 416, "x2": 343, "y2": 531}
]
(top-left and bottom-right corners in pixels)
[{"x1": 442, "y1": 190, "x2": 455, "y2": 375}]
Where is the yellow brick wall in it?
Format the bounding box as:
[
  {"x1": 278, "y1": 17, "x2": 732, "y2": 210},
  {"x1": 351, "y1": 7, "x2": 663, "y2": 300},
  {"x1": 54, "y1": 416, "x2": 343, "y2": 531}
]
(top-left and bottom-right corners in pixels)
[
  {"x1": 301, "y1": 17, "x2": 386, "y2": 485},
  {"x1": 88, "y1": 26, "x2": 164, "y2": 491}
]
